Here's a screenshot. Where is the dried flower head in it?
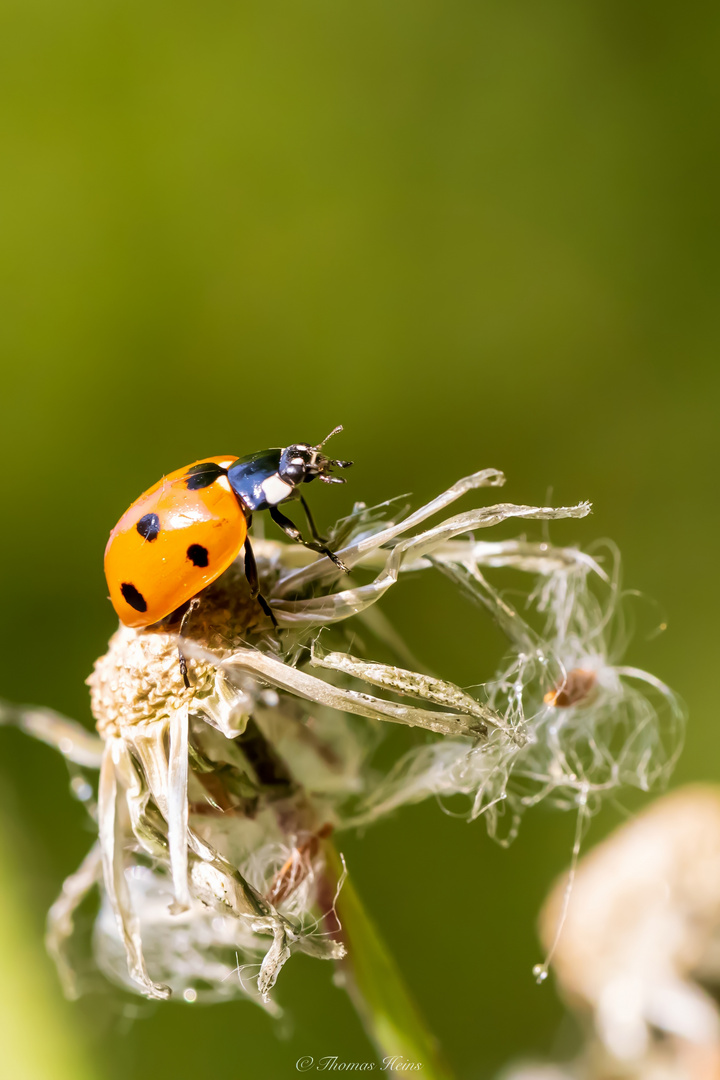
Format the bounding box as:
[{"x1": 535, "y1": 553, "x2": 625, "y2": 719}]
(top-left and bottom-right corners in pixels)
[
  {"x1": 0, "y1": 465, "x2": 684, "y2": 1008},
  {"x1": 539, "y1": 785, "x2": 720, "y2": 1074}
]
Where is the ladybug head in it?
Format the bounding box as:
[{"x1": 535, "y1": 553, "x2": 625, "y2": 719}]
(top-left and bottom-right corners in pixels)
[{"x1": 279, "y1": 426, "x2": 353, "y2": 487}]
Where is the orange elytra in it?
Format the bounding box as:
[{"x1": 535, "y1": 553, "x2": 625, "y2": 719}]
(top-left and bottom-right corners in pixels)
[{"x1": 104, "y1": 456, "x2": 246, "y2": 628}]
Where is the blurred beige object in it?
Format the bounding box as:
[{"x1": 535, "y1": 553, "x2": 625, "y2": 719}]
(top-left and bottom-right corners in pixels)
[{"x1": 540, "y1": 785, "x2": 720, "y2": 1077}]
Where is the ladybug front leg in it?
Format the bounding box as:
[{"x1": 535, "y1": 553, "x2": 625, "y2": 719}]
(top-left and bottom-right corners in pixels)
[
  {"x1": 242, "y1": 535, "x2": 279, "y2": 629},
  {"x1": 269, "y1": 506, "x2": 349, "y2": 573},
  {"x1": 298, "y1": 494, "x2": 327, "y2": 545}
]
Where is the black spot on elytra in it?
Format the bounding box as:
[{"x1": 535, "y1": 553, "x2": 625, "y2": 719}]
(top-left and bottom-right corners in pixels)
[
  {"x1": 121, "y1": 582, "x2": 147, "y2": 612},
  {"x1": 184, "y1": 462, "x2": 226, "y2": 490},
  {"x1": 187, "y1": 544, "x2": 209, "y2": 567},
  {"x1": 136, "y1": 513, "x2": 160, "y2": 541}
]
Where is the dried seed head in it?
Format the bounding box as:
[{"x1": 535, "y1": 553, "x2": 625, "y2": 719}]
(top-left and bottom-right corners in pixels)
[
  {"x1": 180, "y1": 559, "x2": 279, "y2": 650},
  {"x1": 88, "y1": 559, "x2": 278, "y2": 737},
  {"x1": 87, "y1": 624, "x2": 212, "y2": 737},
  {"x1": 2, "y1": 465, "x2": 683, "y2": 1009},
  {"x1": 540, "y1": 786, "x2": 720, "y2": 1067}
]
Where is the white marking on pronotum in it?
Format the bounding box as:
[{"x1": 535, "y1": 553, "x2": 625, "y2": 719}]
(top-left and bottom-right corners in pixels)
[
  {"x1": 262, "y1": 474, "x2": 294, "y2": 505},
  {"x1": 216, "y1": 476, "x2": 232, "y2": 493},
  {"x1": 218, "y1": 460, "x2": 235, "y2": 469}
]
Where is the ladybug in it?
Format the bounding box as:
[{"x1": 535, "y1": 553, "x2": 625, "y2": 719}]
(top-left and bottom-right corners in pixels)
[{"x1": 104, "y1": 426, "x2": 352, "y2": 645}]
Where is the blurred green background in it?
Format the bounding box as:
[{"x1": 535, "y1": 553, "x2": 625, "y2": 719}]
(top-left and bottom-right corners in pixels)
[{"x1": 1, "y1": 1, "x2": 719, "y2": 1076}]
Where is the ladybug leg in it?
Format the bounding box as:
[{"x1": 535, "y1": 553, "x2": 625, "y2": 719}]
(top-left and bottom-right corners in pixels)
[
  {"x1": 298, "y1": 494, "x2": 327, "y2": 545},
  {"x1": 177, "y1": 599, "x2": 201, "y2": 688},
  {"x1": 178, "y1": 651, "x2": 190, "y2": 689},
  {"x1": 243, "y1": 535, "x2": 279, "y2": 629},
  {"x1": 269, "y1": 506, "x2": 349, "y2": 573}
]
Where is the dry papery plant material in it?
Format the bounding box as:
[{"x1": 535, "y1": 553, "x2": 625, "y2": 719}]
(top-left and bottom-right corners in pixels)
[
  {"x1": 0, "y1": 466, "x2": 684, "y2": 1007},
  {"x1": 500, "y1": 786, "x2": 720, "y2": 1080}
]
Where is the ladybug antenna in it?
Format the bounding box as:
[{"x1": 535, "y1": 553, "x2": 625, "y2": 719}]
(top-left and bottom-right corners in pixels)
[
  {"x1": 316, "y1": 424, "x2": 343, "y2": 450},
  {"x1": 313, "y1": 425, "x2": 352, "y2": 483}
]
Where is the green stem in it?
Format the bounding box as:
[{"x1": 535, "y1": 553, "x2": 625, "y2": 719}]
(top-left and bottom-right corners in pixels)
[{"x1": 324, "y1": 841, "x2": 455, "y2": 1080}]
